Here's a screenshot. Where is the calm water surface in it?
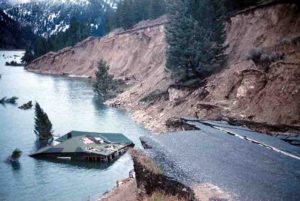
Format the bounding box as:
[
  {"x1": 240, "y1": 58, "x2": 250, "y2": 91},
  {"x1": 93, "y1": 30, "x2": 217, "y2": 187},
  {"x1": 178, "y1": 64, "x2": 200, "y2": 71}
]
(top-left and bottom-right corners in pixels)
[{"x1": 0, "y1": 50, "x2": 149, "y2": 201}]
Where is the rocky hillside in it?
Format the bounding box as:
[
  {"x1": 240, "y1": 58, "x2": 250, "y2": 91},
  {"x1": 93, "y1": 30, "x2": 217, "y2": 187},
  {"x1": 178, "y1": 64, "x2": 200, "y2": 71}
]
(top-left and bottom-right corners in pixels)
[{"x1": 26, "y1": 3, "x2": 300, "y2": 133}]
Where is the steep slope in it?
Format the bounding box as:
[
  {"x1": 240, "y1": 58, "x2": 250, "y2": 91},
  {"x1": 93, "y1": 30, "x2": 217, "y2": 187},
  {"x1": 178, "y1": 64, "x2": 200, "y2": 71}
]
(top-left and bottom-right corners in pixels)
[
  {"x1": 121, "y1": 3, "x2": 300, "y2": 132},
  {"x1": 26, "y1": 4, "x2": 300, "y2": 133},
  {"x1": 26, "y1": 16, "x2": 170, "y2": 101},
  {"x1": 0, "y1": 9, "x2": 35, "y2": 49}
]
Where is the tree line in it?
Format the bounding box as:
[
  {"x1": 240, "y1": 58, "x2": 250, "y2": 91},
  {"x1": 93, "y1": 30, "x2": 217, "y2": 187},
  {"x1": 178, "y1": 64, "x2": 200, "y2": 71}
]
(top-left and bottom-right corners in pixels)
[
  {"x1": 23, "y1": 0, "x2": 270, "y2": 66},
  {"x1": 23, "y1": 0, "x2": 166, "y2": 63},
  {"x1": 23, "y1": 17, "x2": 90, "y2": 63},
  {"x1": 104, "y1": 0, "x2": 166, "y2": 32}
]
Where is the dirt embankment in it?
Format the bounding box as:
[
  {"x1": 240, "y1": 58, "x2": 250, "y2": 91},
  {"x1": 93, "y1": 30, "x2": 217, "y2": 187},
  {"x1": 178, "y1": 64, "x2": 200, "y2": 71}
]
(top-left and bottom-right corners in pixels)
[
  {"x1": 111, "y1": 3, "x2": 300, "y2": 133},
  {"x1": 26, "y1": 16, "x2": 170, "y2": 99},
  {"x1": 26, "y1": 4, "x2": 300, "y2": 133},
  {"x1": 99, "y1": 150, "x2": 233, "y2": 201}
]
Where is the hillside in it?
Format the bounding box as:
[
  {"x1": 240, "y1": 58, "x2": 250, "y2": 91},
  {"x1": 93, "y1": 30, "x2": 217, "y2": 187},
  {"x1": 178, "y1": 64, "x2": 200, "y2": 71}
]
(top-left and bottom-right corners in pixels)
[
  {"x1": 26, "y1": 3, "x2": 300, "y2": 133},
  {"x1": 0, "y1": 0, "x2": 116, "y2": 37},
  {"x1": 0, "y1": 9, "x2": 35, "y2": 49},
  {"x1": 26, "y1": 16, "x2": 170, "y2": 98}
]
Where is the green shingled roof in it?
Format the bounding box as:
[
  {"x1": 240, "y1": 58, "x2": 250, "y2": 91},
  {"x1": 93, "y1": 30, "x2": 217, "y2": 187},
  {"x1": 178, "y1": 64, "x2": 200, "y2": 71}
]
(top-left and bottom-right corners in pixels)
[
  {"x1": 56, "y1": 131, "x2": 134, "y2": 145},
  {"x1": 30, "y1": 131, "x2": 134, "y2": 158},
  {"x1": 47, "y1": 136, "x2": 124, "y2": 156}
]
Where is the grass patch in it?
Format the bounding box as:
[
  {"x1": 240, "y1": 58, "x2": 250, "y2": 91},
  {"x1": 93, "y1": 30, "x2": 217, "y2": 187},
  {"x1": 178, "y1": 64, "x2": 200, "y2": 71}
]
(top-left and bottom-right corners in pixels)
[
  {"x1": 146, "y1": 192, "x2": 185, "y2": 201},
  {"x1": 130, "y1": 149, "x2": 163, "y2": 174}
]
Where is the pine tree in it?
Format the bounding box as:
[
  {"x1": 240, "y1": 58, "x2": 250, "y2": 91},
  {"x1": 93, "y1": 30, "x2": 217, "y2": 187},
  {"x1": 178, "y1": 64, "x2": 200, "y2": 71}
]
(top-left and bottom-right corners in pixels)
[
  {"x1": 190, "y1": 0, "x2": 227, "y2": 76},
  {"x1": 165, "y1": 0, "x2": 227, "y2": 81},
  {"x1": 34, "y1": 102, "x2": 53, "y2": 141},
  {"x1": 223, "y1": 0, "x2": 260, "y2": 12},
  {"x1": 165, "y1": 0, "x2": 196, "y2": 79},
  {"x1": 93, "y1": 59, "x2": 117, "y2": 100},
  {"x1": 112, "y1": 0, "x2": 166, "y2": 30},
  {"x1": 149, "y1": 0, "x2": 166, "y2": 19}
]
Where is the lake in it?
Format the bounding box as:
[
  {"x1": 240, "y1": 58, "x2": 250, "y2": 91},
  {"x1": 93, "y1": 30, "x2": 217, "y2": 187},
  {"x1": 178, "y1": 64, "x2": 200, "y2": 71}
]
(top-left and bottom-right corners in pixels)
[{"x1": 0, "y1": 50, "x2": 149, "y2": 201}]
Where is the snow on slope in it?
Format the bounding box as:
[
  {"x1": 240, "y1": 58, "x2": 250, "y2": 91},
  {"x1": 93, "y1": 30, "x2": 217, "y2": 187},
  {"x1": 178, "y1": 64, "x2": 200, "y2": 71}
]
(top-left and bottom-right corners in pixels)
[{"x1": 1, "y1": 0, "x2": 117, "y2": 37}]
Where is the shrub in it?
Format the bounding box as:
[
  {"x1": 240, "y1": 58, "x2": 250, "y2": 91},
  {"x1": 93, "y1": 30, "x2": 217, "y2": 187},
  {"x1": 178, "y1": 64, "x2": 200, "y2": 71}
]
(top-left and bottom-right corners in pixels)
[
  {"x1": 147, "y1": 191, "x2": 185, "y2": 201},
  {"x1": 246, "y1": 48, "x2": 285, "y2": 70},
  {"x1": 277, "y1": 34, "x2": 300, "y2": 46},
  {"x1": 5, "y1": 61, "x2": 23, "y2": 66},
  {"x1": 0, "y1": 96, "x2": 18, "y2": 104},
  {"x1": 11, "y1": 149, "x2": 22, "y2": 160}
]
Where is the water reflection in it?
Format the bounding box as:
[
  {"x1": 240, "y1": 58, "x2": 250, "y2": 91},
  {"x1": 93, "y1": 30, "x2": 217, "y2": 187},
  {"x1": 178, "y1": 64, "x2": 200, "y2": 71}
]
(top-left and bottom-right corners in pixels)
[
  {"x1": 33, "y1": 139, "x2": 53, "y2": 151},
  {"x1": 10, "y1": 161, "x2": 21, "y2": 171}
]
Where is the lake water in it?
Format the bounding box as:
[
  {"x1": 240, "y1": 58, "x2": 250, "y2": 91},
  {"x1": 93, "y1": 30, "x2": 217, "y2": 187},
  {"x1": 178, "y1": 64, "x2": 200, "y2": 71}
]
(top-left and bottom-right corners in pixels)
[{"x1": 0, "y1": 50, "x2": 150, "y2": 201}]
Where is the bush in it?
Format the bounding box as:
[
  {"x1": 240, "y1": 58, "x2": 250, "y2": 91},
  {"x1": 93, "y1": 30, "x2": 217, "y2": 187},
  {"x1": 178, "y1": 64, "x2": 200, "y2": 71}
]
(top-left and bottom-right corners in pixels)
[
  {"x1": 277, "y1": 35, "x2": 300, "y2": 46},
  {"x1": 11, "y1": 149, "x2": 22, "y2": 160},
  {"x1": 246, "y1": 48, "x2": 285, "y2": 70},
  {"x1": 0, "y1": 96, "x2": 18, "y2": 104},
  {"x1": 5, "y1": 61, "x2": 23, "y2": 66}
]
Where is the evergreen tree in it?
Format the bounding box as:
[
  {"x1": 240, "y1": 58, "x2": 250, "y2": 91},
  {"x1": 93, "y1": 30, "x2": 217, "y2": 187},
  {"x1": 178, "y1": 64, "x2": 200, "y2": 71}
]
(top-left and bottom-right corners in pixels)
[
  {"x1": 165, "y1": 0, "x2": 227, "y2": 80},
  {"x1": 34, "y1": 102, "x2": 53, "y2": 141},
  {"x1": 223, "y1": 0, "x2": 260, "y2": 12},
  {"x1": 112, "y1": 0, "x2": 166, "y2": 30},
  {"x1": 149, "y1": 0, "x2": 166, "y2": 19},
  {"x1": 11, "y1": 149, "x2": 22, "y2": 161},
  {"x1": 165, "y1": 0, "x2": 195, "y2": 79},
  {"x1": 93, "y1": 59, "x2": 117, "y2": 100},
  {"x1": 22, "y1": 48, "x2": 35, "y2": 63}
]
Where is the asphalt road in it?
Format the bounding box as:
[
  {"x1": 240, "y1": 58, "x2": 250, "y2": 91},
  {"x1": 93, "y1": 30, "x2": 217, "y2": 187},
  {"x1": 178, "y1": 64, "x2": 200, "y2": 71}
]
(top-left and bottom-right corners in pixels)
[{"x1": 140, "y1": 120, "x2": 300, "y2": 201}]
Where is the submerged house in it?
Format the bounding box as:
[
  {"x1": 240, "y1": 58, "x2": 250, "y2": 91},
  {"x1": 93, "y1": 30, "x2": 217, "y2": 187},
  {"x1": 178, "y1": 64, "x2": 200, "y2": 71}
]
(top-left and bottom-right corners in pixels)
[{"x1": 30, "y1": 131, "x2": 134, "y2": 162}]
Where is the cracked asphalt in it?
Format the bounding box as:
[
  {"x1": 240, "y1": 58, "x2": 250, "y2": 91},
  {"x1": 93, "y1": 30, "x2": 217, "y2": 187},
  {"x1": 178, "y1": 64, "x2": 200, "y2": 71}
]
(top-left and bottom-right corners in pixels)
[{"x1": 140, "y1": 120, "x2": 300, "y2": 201}]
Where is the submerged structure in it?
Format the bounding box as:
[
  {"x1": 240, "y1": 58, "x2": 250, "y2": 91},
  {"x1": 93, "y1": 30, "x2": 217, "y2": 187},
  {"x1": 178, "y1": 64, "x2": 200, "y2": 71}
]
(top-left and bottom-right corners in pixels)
[{"x1": 30, "y1": 131, "x2": 134, "y2": 162}]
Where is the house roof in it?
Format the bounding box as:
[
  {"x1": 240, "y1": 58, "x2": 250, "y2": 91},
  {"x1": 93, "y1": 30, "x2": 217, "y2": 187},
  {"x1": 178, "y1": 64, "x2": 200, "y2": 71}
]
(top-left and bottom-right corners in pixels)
[
  {"x1": 30, "y1": 131, "x2": 134, "y2": 157},
  {"x1": 56, "y1": 131, "x2": 134, "y2": 145}
]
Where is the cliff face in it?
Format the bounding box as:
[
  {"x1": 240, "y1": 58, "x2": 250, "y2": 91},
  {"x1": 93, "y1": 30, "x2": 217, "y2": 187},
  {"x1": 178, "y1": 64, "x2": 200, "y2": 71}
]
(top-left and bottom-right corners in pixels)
[
  {"x1": 26, "y1": 4, "x2": 300, "y2": 133},
  {"x1": 26, "y1": 17, "x2": 171, "y2": 102},
  {"x1": 113, "y1": 3, "x2": 300, "y2": 132}
]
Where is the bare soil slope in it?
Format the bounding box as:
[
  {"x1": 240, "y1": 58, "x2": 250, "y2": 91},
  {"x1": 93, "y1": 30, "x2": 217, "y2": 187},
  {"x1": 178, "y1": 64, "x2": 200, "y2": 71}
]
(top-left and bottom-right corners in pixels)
[
  {"x1": 26, "y1": 4, "x2": 300, "y2": 133},
  {"x1": 27, "y1": 16, "x2": 171, "y2": 102}
]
